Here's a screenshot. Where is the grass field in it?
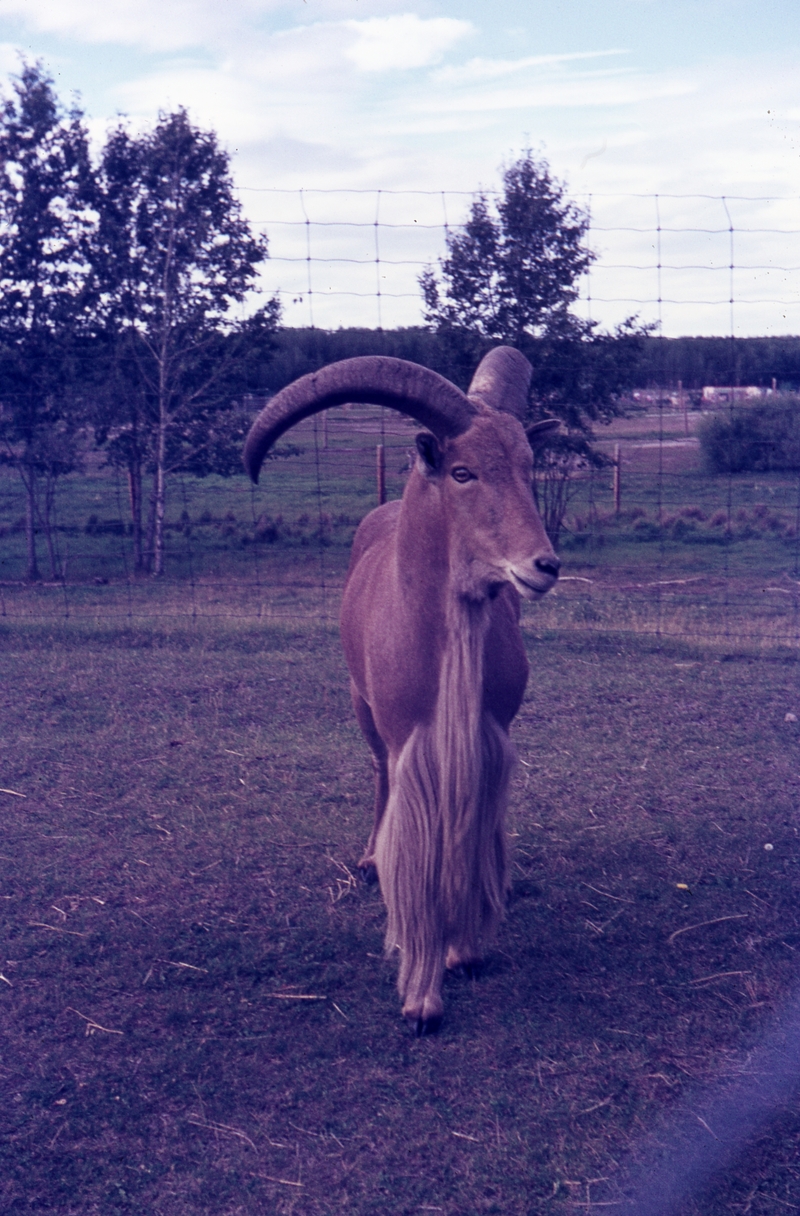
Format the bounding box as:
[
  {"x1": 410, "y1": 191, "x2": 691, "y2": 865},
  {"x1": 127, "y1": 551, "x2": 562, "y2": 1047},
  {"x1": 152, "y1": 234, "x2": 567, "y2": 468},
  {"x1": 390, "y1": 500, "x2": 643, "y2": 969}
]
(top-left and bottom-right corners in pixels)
[
  {"x1": 2, "y1": 605, "x2": 800, "y2": 1215},
  {"x1": 4, "y1": 403, "x2": 797, "y2": 608}
]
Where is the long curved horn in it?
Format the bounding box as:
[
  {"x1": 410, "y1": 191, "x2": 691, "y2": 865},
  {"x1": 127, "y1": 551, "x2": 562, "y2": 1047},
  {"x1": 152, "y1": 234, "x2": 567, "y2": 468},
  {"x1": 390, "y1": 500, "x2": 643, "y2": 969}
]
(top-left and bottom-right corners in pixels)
[
  {"x1": 467, "y1": 346, "x2": 532, "y2": 419},
  {"x1": 244, "y1": 356, "x2": 476, "y2": 483}
]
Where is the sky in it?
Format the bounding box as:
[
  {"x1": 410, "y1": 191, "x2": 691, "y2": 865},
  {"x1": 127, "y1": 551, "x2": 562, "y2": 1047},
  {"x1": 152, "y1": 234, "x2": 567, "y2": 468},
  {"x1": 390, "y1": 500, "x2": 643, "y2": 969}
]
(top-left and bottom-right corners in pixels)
[{"x1": 0, "y1": 0, "x2": 798, "y2": 335}]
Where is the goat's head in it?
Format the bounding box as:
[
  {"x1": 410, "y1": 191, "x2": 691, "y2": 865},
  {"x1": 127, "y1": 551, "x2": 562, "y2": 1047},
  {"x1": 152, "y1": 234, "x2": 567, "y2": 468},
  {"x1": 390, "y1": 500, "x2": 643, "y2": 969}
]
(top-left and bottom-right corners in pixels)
[
  {"x1": 412, "y1": 347, "x2": 559, "y2": 600},
  {"x1": 243, "y1": 346, "x2": 560, "y2": 600}
]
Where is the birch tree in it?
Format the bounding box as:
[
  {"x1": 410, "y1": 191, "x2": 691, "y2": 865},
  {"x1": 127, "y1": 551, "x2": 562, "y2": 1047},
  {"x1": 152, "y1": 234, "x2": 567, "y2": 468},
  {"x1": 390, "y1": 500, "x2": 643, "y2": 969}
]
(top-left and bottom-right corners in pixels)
[
  {"x1": 92, "y1": 110, "x2": 271, "y2": 574},
  {"x1": 421, "y1": 151, "x2": 594, "y2": 354}
]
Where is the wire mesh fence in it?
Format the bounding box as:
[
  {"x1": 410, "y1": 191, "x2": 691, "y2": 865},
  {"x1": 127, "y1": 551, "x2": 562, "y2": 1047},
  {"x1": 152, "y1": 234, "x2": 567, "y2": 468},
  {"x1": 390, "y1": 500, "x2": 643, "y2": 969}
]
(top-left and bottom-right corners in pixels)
[
  {"x1": 3, "y1": 190, "x2": 800, "y2": 645},
  {"x1": 0, "y1": 409, "x2": 416, "y2": 625},
  {"x1": 3, "y1": 402, "x2": 800, "y2": 650},
  {"x1": 243, "y1": 188, "x2": 800, "y2": 337}
]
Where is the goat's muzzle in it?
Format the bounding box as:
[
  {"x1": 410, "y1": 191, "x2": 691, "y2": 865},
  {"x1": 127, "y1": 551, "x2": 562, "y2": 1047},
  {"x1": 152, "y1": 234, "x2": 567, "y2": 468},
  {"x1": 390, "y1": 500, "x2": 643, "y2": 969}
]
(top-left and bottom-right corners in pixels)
[{"x1": 508, "y1": 553, "x2": 560, "y2": 597}]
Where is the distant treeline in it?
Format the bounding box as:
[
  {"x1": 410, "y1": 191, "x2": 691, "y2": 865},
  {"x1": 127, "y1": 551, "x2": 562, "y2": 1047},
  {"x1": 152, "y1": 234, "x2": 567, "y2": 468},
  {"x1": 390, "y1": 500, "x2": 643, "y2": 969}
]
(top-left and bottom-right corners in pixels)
[
  {"x1": 634, "y1": 335, "x2": 800, "y2": 390},
  {"x1": 256, "y1": 329, "x2": 800, "y2": 397}
]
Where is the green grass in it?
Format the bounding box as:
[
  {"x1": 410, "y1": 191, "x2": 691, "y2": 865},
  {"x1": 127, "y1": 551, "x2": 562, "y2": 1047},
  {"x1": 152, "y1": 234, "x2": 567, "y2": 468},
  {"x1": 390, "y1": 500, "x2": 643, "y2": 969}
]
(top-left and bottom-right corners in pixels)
[
  {"x1": 0, "y1": 409, "x2": 416, "y2": 584},
  {"x1": 2, "y1": 610, "x2": 800, "y2": 1214},
  {"x1": 3, "y1": 407, "x2": 800, "y2": 597}
]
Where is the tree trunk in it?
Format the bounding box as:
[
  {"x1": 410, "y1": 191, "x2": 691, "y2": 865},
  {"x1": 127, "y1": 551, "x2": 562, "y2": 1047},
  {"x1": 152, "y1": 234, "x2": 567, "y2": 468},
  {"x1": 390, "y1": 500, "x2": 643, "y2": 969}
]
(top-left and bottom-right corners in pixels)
[
  {"x1": 128, "y1": 461, "x2": 143, "y2": 571},
  {"x1": 144, "y1": 480, "x2": 157, "y2": 574},
  {"x1": 24, "y1": 456, "x2": 40, "y2": 582},
  {"x1": 152, "y1": 402, "x2": 168, "y2": 577},
  {"x1": 41, "y1": 472, "x2": 60, "y2": 580}
]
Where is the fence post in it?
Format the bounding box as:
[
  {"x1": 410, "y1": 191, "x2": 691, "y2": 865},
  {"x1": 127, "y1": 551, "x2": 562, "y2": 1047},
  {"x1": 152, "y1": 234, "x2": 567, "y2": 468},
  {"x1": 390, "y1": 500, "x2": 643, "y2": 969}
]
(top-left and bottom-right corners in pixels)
[
  {"x1": 376, "y1": 443, "x2": 386, "y2": 505},
  {"x1": 613, "y1": 443, "x2": 621, "y2": 515}
]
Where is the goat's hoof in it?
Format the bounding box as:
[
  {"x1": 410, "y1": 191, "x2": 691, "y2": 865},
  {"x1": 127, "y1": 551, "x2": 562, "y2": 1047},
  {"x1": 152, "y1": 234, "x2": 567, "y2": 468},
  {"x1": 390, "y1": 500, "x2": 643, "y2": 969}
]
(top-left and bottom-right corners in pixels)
[
  {"x1": 357, "y1": 860, "x2": 378, "y2": 886},
  {"x1": 408, "y1": 1013, "x2": 442, "y2": 1037},
  {"x1": 445, "y1": 949, "x2": 483, "y2": 978},
  {"x1": 452, "y1": 960, "x2": 482, "y2": 980}
]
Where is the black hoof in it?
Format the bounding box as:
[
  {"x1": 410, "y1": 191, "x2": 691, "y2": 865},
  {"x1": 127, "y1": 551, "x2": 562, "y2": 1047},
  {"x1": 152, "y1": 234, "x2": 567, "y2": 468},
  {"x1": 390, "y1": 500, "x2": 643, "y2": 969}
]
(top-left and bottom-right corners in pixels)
[
  {"x1": 410, "y1": 1014, "x2": 442, "y2": 1037},
  {"x1": 447, "y1": 960, "x2": 483, "y2": 980},
  {"x1": 358, "y1": 862, "x2": 379, "y2": 886}
]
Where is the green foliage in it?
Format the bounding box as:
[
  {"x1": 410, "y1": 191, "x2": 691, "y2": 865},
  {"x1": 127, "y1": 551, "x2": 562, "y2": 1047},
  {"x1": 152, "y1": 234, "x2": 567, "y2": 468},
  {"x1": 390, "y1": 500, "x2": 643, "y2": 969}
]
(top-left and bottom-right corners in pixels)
[
  {"x1": 0, "y1": 61, "x2": 93, "y2": 339},
  {"x1": 524, "y1": 316, "x2": 653, "y2": 431},
  {"x1": 421, "y1": 150, "x2": 593, "y2": 346},
  {"x1": 532, "y1": 429, "x2": 607, "y2": 549},
  {"x1": 699, "y1": 396, "x2": 800, "y2": 473},
  {"x1": 90, "y1": 109, "x2": 278, "y2": 572},
  {"x1": 245, "y1": 329, "x2": 800, "y2": 410},
  {"x1": 93, "y1": 111, "x2": 269, "y2": 333},
  {"x1": 418, "y1": 151, "x2": 652, "y2": 545},
  {"x1": 255, "y1": 326, "x2": 450, "y2": 394},
  {"x1": 0, "y1": 66, "x2": 281, "y2": 580},
  {"x1": 0, "y1": 61, "x2": 94, "y2": 579}
]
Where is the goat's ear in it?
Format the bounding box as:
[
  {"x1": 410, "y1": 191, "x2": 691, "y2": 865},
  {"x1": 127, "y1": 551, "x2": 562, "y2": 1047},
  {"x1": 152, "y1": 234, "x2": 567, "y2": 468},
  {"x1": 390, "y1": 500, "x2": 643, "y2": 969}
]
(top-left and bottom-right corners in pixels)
[
  {"x1": 526, "y1": 418, "x2": 561, "y2": 450},
  {"x1": 415, "y1": 432, "x2": 443, "y2": 472}
]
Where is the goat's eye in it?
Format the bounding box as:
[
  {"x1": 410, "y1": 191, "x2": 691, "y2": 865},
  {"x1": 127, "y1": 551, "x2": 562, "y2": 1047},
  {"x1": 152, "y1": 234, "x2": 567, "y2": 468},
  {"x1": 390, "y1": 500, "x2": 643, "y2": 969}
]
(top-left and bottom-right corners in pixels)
[{"x1": 451, "y1": 466, "x2": 474, "y2": 484}]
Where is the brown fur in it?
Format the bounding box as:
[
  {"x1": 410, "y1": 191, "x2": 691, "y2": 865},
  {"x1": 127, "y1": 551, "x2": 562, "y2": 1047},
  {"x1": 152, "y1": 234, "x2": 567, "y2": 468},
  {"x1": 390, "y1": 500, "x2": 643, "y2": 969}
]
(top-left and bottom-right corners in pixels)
[{"x1": 341, "y1": 404, "x2": 558, "y2": 1032}]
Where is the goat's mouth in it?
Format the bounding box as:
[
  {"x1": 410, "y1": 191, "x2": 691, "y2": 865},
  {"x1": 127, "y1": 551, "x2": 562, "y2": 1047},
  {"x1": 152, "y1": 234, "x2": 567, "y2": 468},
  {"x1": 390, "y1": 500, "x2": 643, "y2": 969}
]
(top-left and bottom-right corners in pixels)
[{"x1": 509, "y1": 568, "x2": 556, "y2": 598}]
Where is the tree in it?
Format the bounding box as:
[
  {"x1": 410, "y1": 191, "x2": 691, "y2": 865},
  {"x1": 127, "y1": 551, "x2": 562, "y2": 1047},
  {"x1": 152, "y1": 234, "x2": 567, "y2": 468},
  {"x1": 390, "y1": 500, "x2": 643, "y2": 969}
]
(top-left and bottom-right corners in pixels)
[
  {"x1": 523, "y1": 316, "x2": 652, "y2": 543},
  {"x1": 421, "y1": 151, "x2": 594, "y2": 351},
  {"x1": 421, "y1": 150, "x2": 651, "y2": 543},
  {"x1": 90, "y1": 110, "x2": 276, "y2": 574},
  {"x1": 0, "y1": 61, "x2": 94, "y2": 580}
]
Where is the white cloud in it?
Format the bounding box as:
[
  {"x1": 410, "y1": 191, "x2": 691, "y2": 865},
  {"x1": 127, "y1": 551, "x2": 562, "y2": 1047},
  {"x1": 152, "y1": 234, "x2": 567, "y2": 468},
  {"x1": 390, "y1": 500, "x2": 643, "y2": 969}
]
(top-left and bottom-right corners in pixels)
[
  {"x1": 344, "y1": 14, "x2": 473, "y2": 72},
  {"x1": 0, "y1": 42, "x2": 24, "y2": 76},
  {"x1": 0, "y1": 0, "x2": 266, "y2": 52},
  {"x1": 420, "y1": 68, "x2": 695, "y2": 118},
  {"x1": 0, "y1": 0, "x2": 415, "y2": 53},
  {"x1": 109, "y1": 23, "x2": 355, "y2": 150},
  {"x1": 432, "y1": 48, "x2": 629, "y2": 85},
  {"x1": 97, "y1": 19, "x2": 797, "y2": 212},
  {"x1": 108, "y1": 16, "x2": 477, "y2": 166}
]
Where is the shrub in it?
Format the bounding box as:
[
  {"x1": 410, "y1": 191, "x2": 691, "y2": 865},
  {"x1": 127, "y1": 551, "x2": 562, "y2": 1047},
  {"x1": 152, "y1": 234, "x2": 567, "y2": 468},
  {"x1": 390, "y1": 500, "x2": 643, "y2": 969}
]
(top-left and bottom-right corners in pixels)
[{"x1": 699, "y1": 395, "x2": 800, "y2": 473}]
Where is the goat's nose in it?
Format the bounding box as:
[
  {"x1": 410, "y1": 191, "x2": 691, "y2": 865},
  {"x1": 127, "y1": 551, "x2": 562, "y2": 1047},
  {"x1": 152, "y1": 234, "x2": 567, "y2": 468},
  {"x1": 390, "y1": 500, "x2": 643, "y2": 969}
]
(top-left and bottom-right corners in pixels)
[{"x1": 535, "y1": 554, "x2": 560, "y2": 579}]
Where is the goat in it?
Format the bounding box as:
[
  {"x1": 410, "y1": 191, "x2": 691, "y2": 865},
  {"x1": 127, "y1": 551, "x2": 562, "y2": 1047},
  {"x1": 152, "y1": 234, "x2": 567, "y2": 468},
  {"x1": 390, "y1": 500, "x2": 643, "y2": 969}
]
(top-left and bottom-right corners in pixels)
[{"x1": 244, "y1": 347, "x2": 560, "y2": 1034}]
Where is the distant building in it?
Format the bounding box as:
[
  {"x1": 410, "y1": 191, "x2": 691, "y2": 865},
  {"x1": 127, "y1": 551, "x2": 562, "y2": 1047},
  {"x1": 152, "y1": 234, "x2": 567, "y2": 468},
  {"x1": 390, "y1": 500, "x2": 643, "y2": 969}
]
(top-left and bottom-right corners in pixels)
[{"x1": 701, "y1": 386, "x2": 765, "y2": 404}]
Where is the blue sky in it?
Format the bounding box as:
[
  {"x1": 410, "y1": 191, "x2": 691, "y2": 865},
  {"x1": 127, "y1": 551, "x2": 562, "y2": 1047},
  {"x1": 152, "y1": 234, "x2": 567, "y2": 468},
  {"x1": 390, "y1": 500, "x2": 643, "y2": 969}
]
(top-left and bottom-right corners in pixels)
[{"x1": 1, "y1": 1, "x2": 798, "y2": 333}]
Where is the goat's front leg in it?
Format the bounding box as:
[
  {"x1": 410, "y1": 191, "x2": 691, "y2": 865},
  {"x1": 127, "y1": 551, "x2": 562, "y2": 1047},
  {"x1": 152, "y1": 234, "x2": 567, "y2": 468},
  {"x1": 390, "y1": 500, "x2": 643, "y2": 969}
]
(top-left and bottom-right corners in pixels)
[
  {"x1": 374, "y1": 732, "x2": 446, "y2": 1035},
  {"x1": 399, "y1": 944, "x2": 445, "y2": 1035}
]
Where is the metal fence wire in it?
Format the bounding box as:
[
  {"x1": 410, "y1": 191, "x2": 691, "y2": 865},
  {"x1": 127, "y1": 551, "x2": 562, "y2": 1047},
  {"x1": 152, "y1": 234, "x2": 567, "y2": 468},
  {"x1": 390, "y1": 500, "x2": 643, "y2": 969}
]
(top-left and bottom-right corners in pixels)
[
  {"x1": 244, "y1": 188, "x2": 800, "y2": 338},
  {"x1": 2, "y1": 190, "x2": 800, "y2": 647}
]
